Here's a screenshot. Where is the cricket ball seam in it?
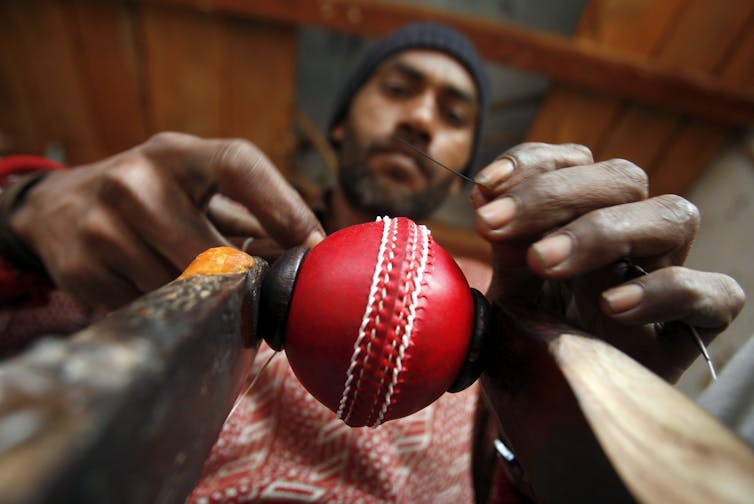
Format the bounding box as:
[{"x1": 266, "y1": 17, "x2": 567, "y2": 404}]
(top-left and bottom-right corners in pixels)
[
  {"x1": 373, "y1": 219, "x2": 430, "y2": 426},
  {"x1": 337, "y1": 216, "x2": 395, "y2": 422},
  {"x1": 364, "y1": 218, "x2": 416, "y2": 425}
]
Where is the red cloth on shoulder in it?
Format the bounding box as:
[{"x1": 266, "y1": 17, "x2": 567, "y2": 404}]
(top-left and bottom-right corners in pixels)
[
  {"x1": 0, "y1": 155, "x2": 66, "y2": 305},
  {"x1": 0, "y1": 156, "x2": 94, "y2": 355},
  {"x1": 0, "y1": 155, "x2": 66, "y2": 180}
]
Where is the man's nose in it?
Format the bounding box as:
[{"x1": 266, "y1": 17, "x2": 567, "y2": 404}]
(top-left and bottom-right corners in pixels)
[{"x1": 397, "y1": 92, "x2": 436, "y2": 148}]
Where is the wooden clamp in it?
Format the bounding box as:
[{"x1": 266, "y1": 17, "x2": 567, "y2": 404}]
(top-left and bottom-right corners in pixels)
[
  {"x1": 1, "y1": 245, "x2": 753, "y2": 503},
  {"x1": 0, "y1": 251, "x2": 266, "y2": 504},
  {"x1": 483, "y1": 306, "x2": 754, "y2": 503}
]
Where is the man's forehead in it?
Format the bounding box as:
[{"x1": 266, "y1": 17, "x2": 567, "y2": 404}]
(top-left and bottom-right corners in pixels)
[{"x1": 373, "y1": 49, "x2": 478, "y2": 101}]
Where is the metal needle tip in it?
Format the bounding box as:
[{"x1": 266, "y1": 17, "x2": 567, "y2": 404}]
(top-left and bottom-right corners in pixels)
[{"x1": 395, "y1": 137, "x2": 485, "y2": 187}]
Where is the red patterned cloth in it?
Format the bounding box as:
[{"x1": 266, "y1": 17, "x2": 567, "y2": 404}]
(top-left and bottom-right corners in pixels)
[
  {"x1": 0, "y1": 287, "x2": 93, "y2": 354},
  {"x1": 190, "y1": 344, "x2": 480, "y2": 504}
]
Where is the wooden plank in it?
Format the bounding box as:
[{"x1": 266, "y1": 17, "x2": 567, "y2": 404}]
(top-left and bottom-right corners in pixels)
[
  {"x1": 574, "y1": 0, "x2": 686, "y2": 167},
  {"x1": 651, "y1": 121, "x2": 729, "y2": 196},
  {"x1": 147, "y1": 0, "x2": 754, "y2": 126},
  {"x1": 596, "y1": 107, "x2": 678, "y2": 172},
  {"x1": 483, "y1": 306, "x2": 754, "y2": 504},
  {"x1": 656, "y1": 0, "x2": 753, "y2": 73},
  {"x1": 649, "y1": 1, "x2": 754, "y2": 195},
  {"x1": 67, "y1": 0, "x2": 149, "y2": 155},
  {"x1": 526, "y1": 88, "x2": 623, "y2": 150},
  {"x1": 600, "y1": 0, "x2": 752, "y2": 187},
  {"x1": 576, "y1": 0, "x2": 682, "y2": 55},
  {"x1": 0, "y1": 262, "x2": 265, "y2": 504},
  {"x1": 140, "y1": 4, "x2": 225, "y2": 137},
  {"x1": 529, "y1": 0, "x2": 750, "y2": 199},
  {"x1": 0, "y1": 0, "x2": 104, "y2": 164},
  {"x1": 527, "y1": 1, "x2": 681, "y2": 152},
  {"x1": 219, "y1": 16, "x2": 297, "y2": 172},
  {"x1": 0, "y1": 4, "x2": 43, "y2": 155},
  {"x1": 720, "y1": 17, "x2": 754, "y2": 87},
  {"x1": 139, "y1": 4, "x2": 296, "y2": 170}
]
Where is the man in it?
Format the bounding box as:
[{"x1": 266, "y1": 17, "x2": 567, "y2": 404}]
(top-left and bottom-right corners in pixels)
[
  {"x1": 188, "y1": 23, "x2": 743, "y2": 503},
  {"x1": 0, "y1": 22, "x2": 744, "y2": 503},
  {"x1": 317, "y1": 23, "x2": 487, "y2": 234}
]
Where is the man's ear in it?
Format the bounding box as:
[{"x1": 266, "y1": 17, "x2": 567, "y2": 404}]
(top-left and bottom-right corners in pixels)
[{"x1": 330, "y1": 122, "x2": 345, "y2": 143}]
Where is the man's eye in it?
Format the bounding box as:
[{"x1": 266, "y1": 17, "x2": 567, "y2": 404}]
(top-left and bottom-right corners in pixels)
[
  {"x1": 445, "y1": 109, "x2": 469, "y2": 127},
  {"x1": 382, "y1": 81, "x2": 411, "y2": 97}
]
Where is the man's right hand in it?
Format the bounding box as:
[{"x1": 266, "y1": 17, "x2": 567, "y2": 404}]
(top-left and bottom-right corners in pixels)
[
  {"x1": 471, "y1": 142, "x2": 744, "y2": 382},
  {"x1": 9, "y1": 132, "x2": 324, "y2": 309}
]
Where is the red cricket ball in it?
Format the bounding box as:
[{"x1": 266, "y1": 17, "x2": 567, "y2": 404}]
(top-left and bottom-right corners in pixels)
[{"x1": 284, "y1": 217, "x2": 475, "y2": 427}]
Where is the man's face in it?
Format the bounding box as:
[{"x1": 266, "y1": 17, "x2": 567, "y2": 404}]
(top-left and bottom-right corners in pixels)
[{"x1": 332, "y1": 49, "x2": 478, "y2": 220}]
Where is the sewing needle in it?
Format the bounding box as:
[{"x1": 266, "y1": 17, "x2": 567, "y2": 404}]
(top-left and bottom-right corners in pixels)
[
  {"x1": 623, "y1": 260, "x2": 717, "y2": 381},
  {"x1": 226, "y1": 350, "x2": 279, "y2": 419},
  {"x1": 396, "y1": 137, "x2": 486, "y2": 187}
]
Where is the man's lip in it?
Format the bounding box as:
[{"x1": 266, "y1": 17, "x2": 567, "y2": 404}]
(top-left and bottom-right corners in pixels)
[
  {"x1": 373, "y1": 143, "x2": 430, "y2": 177},
  {"x1": 372, "y1": 150, "x2": 419, "y2": 173},
  {"x1": 370, "y1": 150, "x2": 426, "y2": 186}
]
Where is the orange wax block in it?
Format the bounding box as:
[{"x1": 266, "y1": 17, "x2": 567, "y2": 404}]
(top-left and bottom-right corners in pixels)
[{"x1": 178, "y1": 246, "x2": 255, "y2": 279}]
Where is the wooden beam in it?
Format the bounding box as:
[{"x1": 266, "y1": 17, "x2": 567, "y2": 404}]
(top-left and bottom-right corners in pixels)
[
  {"x1": 138, "y1": 3, "x2": 297, "y2": 171},
  {"x1": 0, "y1": 0, "x2": 105, "y2": 164},
  {"x1": 146, "y1": 0, "x2": 754, "y2": 126},
  {"x1": 483, "y1": 305, "x2": 754, "y2": 504},
  {"x1": 0, "y1": 263, "x2": 265, "y2": 504},
  {"x1": 68, "y1": 0, "x2": 150, "y2": 155},
  {"x1": 648, "y1": 0, "x2": 754, "y2": 196}
]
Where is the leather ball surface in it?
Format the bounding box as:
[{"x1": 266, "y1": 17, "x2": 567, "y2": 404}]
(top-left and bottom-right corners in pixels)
[{"x1": 285, "y1": 217, "x2": 474, "y2": 427}]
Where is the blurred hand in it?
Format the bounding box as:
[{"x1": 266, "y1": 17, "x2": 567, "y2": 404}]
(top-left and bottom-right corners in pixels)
[
  {"x1": 471, "y1": 142, "x2": 744, "y2": 381},
  {"x1": 10, "y1": 132, "x2": 324, "y2": 309}
]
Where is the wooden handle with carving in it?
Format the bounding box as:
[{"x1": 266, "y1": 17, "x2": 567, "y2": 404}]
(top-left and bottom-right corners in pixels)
[{"x1": 482, "y1": 305, "x2": 754, "y2": 504}]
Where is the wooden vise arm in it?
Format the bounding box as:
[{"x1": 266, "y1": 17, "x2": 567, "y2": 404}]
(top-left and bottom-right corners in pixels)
[
  {"x1": 483, "y1": 306, "x2": 754, "y2": 503},
  {"x1": 0, "y1": 260, "x2": 266, "y2": 504}
]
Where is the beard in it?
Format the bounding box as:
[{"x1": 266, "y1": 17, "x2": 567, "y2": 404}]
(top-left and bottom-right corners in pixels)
[{"x1": 338, "y1": 156, "x2": 456, "y2": 221}]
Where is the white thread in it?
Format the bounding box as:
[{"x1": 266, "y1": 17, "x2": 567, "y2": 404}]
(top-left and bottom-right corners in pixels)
[
  {"x1": 344, "y1": 218, "x2": 398, "y2": 424},
  {"x1": 370, "y1": 219, "x2": 418, "y2": 426},
  {"x1": 344, "y1": 218, "x2": 398, "y2": 423},
  {"x1": 362, "y1": 221, "x2": 416, "y2": 425},
  {"x1": 336, "y1": 217, "x2": 393, "y2": 421},
  {"x1": 373, "y1": 222, "x2": 430, "y2": 426}
]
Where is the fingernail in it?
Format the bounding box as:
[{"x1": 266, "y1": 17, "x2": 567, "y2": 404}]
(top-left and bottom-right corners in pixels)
[
  {"x1": 477, "y1": 197, "x2": 516, "y2": 228},
  {"x1": 530, "y1": 234, "x2": 573, "y2": 270},
  {"x1": 475, "y1": 158, "x2": 514, "y2": 187},
  {"x1": 304, "y1": 229, "x2": 325, "y2": 248},
  {"x1": 602, "y1": 284, "x2": 644, "y2": 314},
  {"x1": 469, "y1": 187, "x2": 487, "y2": 209}
]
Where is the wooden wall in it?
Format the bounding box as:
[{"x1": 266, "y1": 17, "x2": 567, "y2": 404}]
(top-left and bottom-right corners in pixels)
[
  {"x1": 3, "y1": 0, "x2": 753, "y2": 191},
  {"x1": 529, "y1": 0, "x2": 754, "y2": 196},
  {"x1": 0, "y1": 0, "x2": 297, "y2": 171},
  {"x1": 2, "y1": 0, "x2": 752, "y2": 233}
]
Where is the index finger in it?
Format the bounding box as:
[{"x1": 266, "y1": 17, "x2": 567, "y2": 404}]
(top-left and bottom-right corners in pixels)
[
  {"x1": 146, "y1": 133, "x2": 325, "y2": 249},
  {"x1": 212, "y1": 141, "x2": 325, "y2": 248},
  {"x1": 471, "y1": 142, "x2": 594, "y2": 206}
]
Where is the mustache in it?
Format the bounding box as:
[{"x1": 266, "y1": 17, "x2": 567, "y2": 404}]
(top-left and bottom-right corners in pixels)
[
  {"x1": 395, "y1": 137, "x2": 477, "y2": 185},
  {"x1": 368, "y1": 135, "x2": 435, "y2": 178}
]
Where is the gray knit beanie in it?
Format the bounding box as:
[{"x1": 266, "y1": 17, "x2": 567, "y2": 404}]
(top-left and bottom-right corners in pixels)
[{"x1": 328, "y1": 22, "x2": 490, "y2": 175}]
